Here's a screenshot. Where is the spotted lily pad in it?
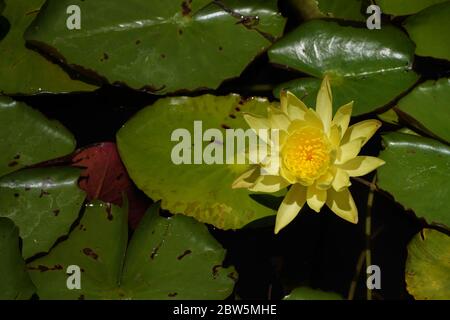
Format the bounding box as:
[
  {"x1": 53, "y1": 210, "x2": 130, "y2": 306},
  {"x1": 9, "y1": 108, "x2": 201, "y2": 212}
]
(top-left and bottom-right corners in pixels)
[
  {"x1": 25, "y1": 0, "x2": 285, "y2": 94},
  {"x1": 405, "y1": 229, "x2": 450, "y2": 300},
  {"x1": 0, "y1": 96, "x2": 76, "y2": 178},
  {"x1": 28, "y1": 202, "x2": 236, "y2": 300},
  {"x1": 377, "y1": 133, "x2": 450, "y2": 229},
  {"x1": 117, "y1": 94, "x2": 278, "y2": 230},
  {"x1": 0, "y1": 0, "x2": 96, "y2": 94},
  {"x1": 270, "y1": 20, "x2": 419, "y2": 115},
  {"x1": 396, "y1": 78, "x2": 450, "y2": 143},
  {"x1": 0, "y1": 167, "x2": 86, "y2": 259},
  {"x1": 0, "y1": 218, "x2": 36, "y2": 300}
]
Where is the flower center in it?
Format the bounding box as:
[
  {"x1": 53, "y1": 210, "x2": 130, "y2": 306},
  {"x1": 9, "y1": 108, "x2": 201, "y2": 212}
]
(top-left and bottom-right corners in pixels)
[{"x1": 282, "y1": 126, "x2": 330, "y2": 182}]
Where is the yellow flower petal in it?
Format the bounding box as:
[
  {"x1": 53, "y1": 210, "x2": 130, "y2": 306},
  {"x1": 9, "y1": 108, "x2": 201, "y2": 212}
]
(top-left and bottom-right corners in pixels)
[
  {"x1": 243, "y1": 113, "x2": 271, "y2": 131},
  {"x1": 332, "y1": 102, "x2": 353, "y2": 139},
  {"x1": 338, "y1": 156, "x2": 385, "y2": 177},
  {"x1": 281, "y1": 90, "x2": 309, "y2": 121},
  {"x1": 232, "y1": 167, "x2": 259, "y2": 189},
  {"x1": 329, "y1": 124, "x2": 341, "y2": 148},
  {"x1": 268, "y1": 106, "x2": 291, "y2": 132},
  {"x1": 341, "y1": 119, "x2": 382, "y2": 147},
  {"x1": 316, "y1": 76, "x2": 333, "y2": 134},
  {"x1": 275, "y1": 184, "x2": 306, "y2": 234},
  {"x1": 331, "y1": 168, "x2": 351, "y2": 192},
  {"x1": 307, "y1": 184, "x2": 327, "y2": 213},
  {"x1": 249, "y1": 175, "x2": 289, "y2": 193},
  {"x1": 336, "y1": 138, "x2": 363, "y2": 164},
  {"x1": 326, "y1": 188, "x2": 358, "y2": 224},
  {"x1": 280, "y1": 164, "x2": 297, "y2": 184},
  {"x1": 316, "y1": 170, "x2": 334, "y2": 190}
]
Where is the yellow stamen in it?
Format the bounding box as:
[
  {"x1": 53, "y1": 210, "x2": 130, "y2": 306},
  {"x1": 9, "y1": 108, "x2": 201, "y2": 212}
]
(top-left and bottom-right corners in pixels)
[{"x1": 282, "y1": 126, "x2": 330, "y2": 182}]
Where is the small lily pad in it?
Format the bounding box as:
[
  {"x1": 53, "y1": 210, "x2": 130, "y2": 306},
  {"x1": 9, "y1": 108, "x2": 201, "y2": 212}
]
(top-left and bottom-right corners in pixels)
[
  {"x1": 406, "y1": 229, "x2": 450, "y2": 300},
  {"x1": 284, "y1": 287, "x2": 343, "y2": 300}
]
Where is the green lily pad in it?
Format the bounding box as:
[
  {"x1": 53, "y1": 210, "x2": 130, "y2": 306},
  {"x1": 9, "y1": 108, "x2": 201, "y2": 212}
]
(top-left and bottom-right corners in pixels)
[
  {"x1": 0, "y1": 167, "x2": 86, "y2": 259},
  {"x1": 406, "y1": 229, "x2": 450, "y2": 300},
  {"x1": 25, "y1": 0, "x2": 285, "y2": 94},
  {"x1": 376, "y1": 0, "x2": 448, "y2": 16},
  {"x1": 396, "y1": 78, "x2": 450, "y2": 143},
  {"x1": 0, "y1": 96, "x2": 76, "y2": 177},
  {"x1": 377, "y1": 133, "x2": 450, "y2": 229},
  {"x1": 117, "y1": 94, "x2": 277, "y2": 230},
  {"x1": 0, "y1": 0, "x2": 96, "y2": 95},
  {"x1": 404, "y1": 1, "x2": 450, "y2": 62},
  {"x1": 121, "y1": 205, "x2": 237, "y2": 299},
  {"x1": 283, "y1": 287, "x2": 343, "y2": 300},
  {"x1": 0, "y1": 0, "x2": 4, "y2": 14},
  {"x1": 269, "y1": 20, "x2": 419, "y2": 115},
  {"x1": 0, "y1": 218, "x2": 36, "y2": 300},
  {"x1": 28, "y1": 202, "x2": 236, "y2": 300},
  {"x1": 378, "y1": 108, "x2": 400, "y2": 125}
]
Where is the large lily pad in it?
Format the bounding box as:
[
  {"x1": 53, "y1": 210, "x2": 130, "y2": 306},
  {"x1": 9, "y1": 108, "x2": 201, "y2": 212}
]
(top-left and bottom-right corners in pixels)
[
  {"x1": 376, "y1": 0, "x2": 448, "y2": 16},
  {"x1": 0, "y1": 167, "x2": 86, "y2": 259},
  {"x1": 284, "y1": 287, "x2": 343, "y2": 300},
  {"x1": 269, "y1": 20, "x2": 419, "y2": 115},
  {"x1": 0, "y1": 218, "x2": 36, "y2": 300},
  {"x1": 377, "y1": 133, "x2": 450, "y2": 229},
  {"x1": 404, "y1": 1, "x2": 450, "y2": 62},
  {"x1": 117, "y1": 94, "x2": 278, "y2": 230},
  {"x1": 0, "y1": 96, "x2": 76, "y2": 177},
  {"x1": 25, "y1": 0, "x2": 285, "y2": 94},
  {"x1": 0, "y1": 0, "x2": 96, "y2": 95},
  {"x1": 396, "y1": 78, "x2": 450, "y2": 143},
  {"x1": 405, "y1": 229, "x2": 450, "y2": 300},
  {"x1": 28, "y1": 202, "x2": 236, "y2": 300}
]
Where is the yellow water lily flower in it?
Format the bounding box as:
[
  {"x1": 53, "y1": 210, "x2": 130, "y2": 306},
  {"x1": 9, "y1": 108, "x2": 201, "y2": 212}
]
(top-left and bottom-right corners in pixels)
[{"x1": 232, "y1": 76, "x2": 385, "y2": 234}]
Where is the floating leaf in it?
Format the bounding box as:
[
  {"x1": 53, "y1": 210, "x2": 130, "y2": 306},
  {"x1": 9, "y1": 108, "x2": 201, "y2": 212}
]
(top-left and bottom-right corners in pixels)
[
  {"x1": 0, "y1": 218, "x2": 36, "y2": 300},
  {"x1": 28, "y1": 201, "x2": 128, "y2": 300},
  {"x1": 377, "y1": 133, "x2": 450, "y2": 229},
  {"x1": 283, "y1": 287, "x2": 343, "y2": 300},
  {"x1": 376, "y1": 0, "x2": 448, "y2": 16},
  {"x1": 28, "y1": 202, "x2": 236, "y2": 300},
  {"x1": 269, "y1": 20, "x2": 419, "y2": 115},
  {"x1": 117, "y1": 94, "x2": 278, "y2": 230},
  {"x1": 25, "y1": 0, "x2": 285, "y2": 94},
  {"x1": 0, "y1": 0, "x2": 96, "y2": 94},
  {"x1": 0, "y1": 96, "x2": 76, "y2": 177},
  {"x1": 72, "y1": 143, "x2": 150, "y2": 228},
  {"x1": 406, "y1": 229, "x2": 450, "y2": 300},
  {"x1": 121, "y1": 205, "x2": 237, "y2": 299},
  {"x1": 378, "y1": 108, "x2": 400, "y2": 125},
  {"x1": 0, "y1": 0, "x2": 4, "y2": 14},
  {"x1": 404, "y1": 2, "x2": 450, "y2": 61},
  {"x1": 0, "y1": 167, "x2": 86, "y2": 259},
  {"x1": 396, "y1": 78, "x2": 450, "y2": 143}
]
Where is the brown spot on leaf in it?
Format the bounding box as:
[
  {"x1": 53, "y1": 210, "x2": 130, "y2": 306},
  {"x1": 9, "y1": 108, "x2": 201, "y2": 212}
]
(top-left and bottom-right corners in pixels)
[
  {"x1": 177, "y1": 250, "x2": 192, "y2": 260},
  {"x1": 83, "y1": 248, "x2": 99, "y2": 260},
  {"x1": 218, "y1": 46, "x2": 223, "y2": 51},
  {"x1": 53, "y1": 209, "x2": 60, "y2": 216},
  {"x1": 229, "y1": 114, "x2": 236, "y2": 119},
  {"x1": 136, "y1": 40, "x2": 141, "y2": 45},
  {"x1": 8, "y1": 161, "x2": 18, "y2": 167},
  {"x1": 161, "y1": 54, "x2": 166, "y2": 59},
  {"x1": 178, "y1": 29, "x2": 183, "y2": 35},
  {"x1": 13, "y1": 154, "x2": 20, "y2": 160},
  {"x1": 106, "y1": 203, "x2": 113, "y2": 221},
  {"x1": 168, "y1": 292, "x2": 178, "y2": 297},
  {"x1": 181, "y1": 0, "x2": 192, "y2": 16},
  {"x1": 14, "y1": 193, "x2": 19, "y2": 198},
  {"x1": 39, "y1": 190, "x2": 50, "y2": 198},
  {"x1": 212, "y1": 264, "x2": 222, "y2": 278},
  {"x1": 221, "y1": 124, "x2": 231, "y2": 129},
  {"x1": 28, "y1": 264, "x2": 63, "y2": 272},
  {"x1": 228, "y1": 272, "x2": 238, "y2": 282}
]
